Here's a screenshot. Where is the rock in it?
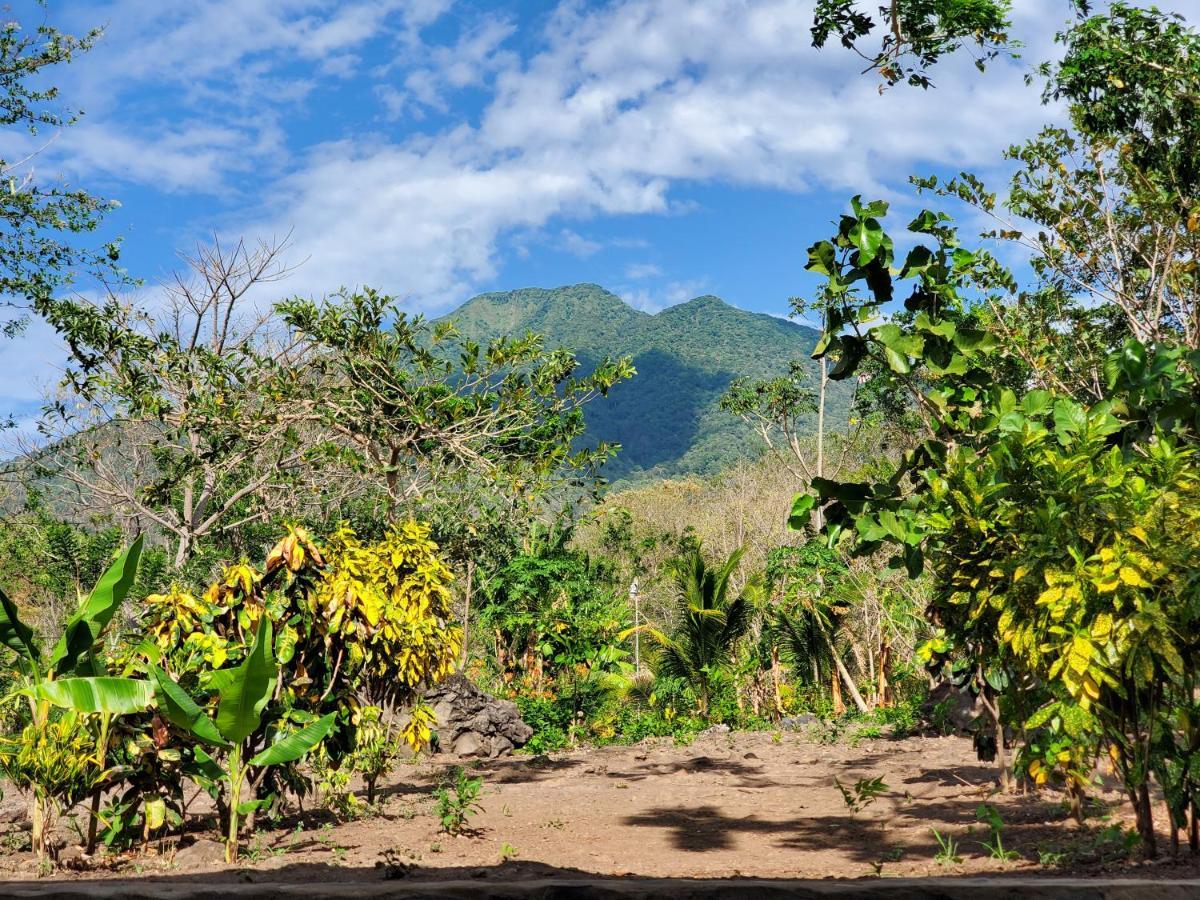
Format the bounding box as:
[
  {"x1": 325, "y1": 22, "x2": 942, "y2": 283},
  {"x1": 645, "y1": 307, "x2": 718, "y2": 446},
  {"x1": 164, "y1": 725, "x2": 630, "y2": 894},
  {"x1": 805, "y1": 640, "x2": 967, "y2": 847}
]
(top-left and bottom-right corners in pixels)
[
  {"x1": 699, "y1": 723, "x2": 731, "y2": 737},
  {"x1": 423, "y1": 674, "x2": 533, "y2": 759},
  {"x1": 779, "y1": 714, "x2": 817, "y2": 731},
  {"x1": 923, "y1": 678, "x2": 983, "y2": 734},
  {"x1": 743, "y1": 752, "x2": 759, "y2": 760},
  {"x1": 173, "y1": 837, "x2": 226, "y2": 868}
]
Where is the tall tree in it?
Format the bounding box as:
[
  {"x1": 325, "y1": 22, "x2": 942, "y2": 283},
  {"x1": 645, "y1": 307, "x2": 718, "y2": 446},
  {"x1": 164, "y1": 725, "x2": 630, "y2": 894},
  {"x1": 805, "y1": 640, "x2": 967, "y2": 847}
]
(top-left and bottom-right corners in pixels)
[
  {"x1": 39, "y1": 238, "x2": 313, "y2": 566},
  {"x1": 0, "y1": 5, "x2": 118, "y2": 339},
  {"x1": 278, "y1": 288, "x2": 635, "y2": 522}
]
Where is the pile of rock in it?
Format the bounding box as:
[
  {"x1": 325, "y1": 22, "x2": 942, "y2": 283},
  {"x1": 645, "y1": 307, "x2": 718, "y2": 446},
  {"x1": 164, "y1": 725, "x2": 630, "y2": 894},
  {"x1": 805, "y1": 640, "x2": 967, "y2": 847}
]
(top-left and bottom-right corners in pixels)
[{"x1": 423, "y1": 674, "x2": 533, "y2": 758}]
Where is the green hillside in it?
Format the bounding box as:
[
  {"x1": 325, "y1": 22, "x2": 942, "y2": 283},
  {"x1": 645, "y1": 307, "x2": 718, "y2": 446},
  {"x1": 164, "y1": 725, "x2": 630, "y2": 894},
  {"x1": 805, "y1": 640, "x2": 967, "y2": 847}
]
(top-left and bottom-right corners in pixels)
[{"x1": 443, "y1": 284, "x2": 853, "y2": 484}]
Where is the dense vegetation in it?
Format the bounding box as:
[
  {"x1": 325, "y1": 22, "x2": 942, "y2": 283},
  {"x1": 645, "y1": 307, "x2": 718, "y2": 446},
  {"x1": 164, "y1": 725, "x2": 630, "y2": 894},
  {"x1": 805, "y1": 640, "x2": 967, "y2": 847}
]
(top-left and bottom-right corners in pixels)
[{"x1": 2, "y1": 0, "x2": 1200, "y2": 876}]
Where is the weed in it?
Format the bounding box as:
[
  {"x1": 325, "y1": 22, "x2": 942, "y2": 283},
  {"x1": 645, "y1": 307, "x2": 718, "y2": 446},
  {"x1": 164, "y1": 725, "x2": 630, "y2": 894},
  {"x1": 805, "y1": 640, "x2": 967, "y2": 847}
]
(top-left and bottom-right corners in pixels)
[
  {"x1": 813, "y1": 720, "x2": 844, "y2": 745},
  {"x1": 433, "y1": 767, "x2": 484, "y2": 835},
  {"x1": 932, "y1": 829, "x2": 963, "y2": 866},
  {"x1": 850, "y1": 725, "x2": 883, "y2": 748},
  {"x1": 1037, "y1": 848, "x2": 1066, "y2": 867},
  {"x1": 834, "y1": 776, "x2": 889, "y2": 814},
  {"x1": 975, "y1": 804, "x2": 1020, "y2": 862},
  {"x1": 429, "y1": 841, "x2": 442, "y2": 853},
  {"x1": 499, "y1": 841, "x2": 518, "y2": 862}
]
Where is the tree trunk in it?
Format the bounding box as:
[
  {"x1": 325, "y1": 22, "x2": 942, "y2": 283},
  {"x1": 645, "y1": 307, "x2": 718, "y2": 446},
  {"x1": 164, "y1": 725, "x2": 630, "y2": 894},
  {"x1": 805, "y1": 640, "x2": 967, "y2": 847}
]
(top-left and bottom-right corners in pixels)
[
  {"x1": 770, "y1": 647, "x2": 784, "y2": 719},
  {"x1": 831, "y1": 670, "x2": 845, "y2": 716},
  {"x1": 979, "y1": 687, "x2": 1012, "y2": 793},
  {"x1": 814, "y1": 356, "x2": 827, "y2": 531},
  {"x1": 85, "y1": 787, "x2": 102, "y2": 855},
  {"x1": 876, "y1": 640, "x2": 892, "y2": 709},
  {"x1": 460, "y1": 559, "x2": 474, "y2": 668},
  {"x1": 822, "y1": 629, "x2": 869, "y2": 714},
  {"x1": 1133, "y1": 782, "x2": 1157, "y2": 858},
  {"x1": 30, "y1": 795, "x2": 47, "y2": 862}
]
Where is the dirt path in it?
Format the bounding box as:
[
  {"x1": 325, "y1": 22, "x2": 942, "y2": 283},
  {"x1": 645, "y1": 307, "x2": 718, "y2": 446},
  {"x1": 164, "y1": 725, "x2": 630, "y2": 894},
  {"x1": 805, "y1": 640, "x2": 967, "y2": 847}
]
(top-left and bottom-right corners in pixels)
[{"x1": 2, "y1": 730, "x2": 1197, "y2": 886}]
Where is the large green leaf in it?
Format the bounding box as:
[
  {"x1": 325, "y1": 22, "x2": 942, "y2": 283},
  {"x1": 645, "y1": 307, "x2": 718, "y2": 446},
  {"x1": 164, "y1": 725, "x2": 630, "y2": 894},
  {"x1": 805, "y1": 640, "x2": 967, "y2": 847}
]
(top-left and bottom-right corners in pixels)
[
  {"x1": 34, "y1": 677, "x2": 154, "y2": 716},
  {"x1": 249, "y1": 712, "x2": 336, "y2": 767},
  {"x1": 48, "y1": 535, "x2": 144, "y2": 676},
  {"x1": 0, "y1": 584, "x2": 39, "y2": 671},
  {"x1": 787, "y1": 493, "x2": 816, "y2": 531},
  {"x1": 214, "y1": 618, "x2": 277, "y2": 745},
  {"x1": 149, "y1": 664, "x2": 229, "y2": 747}
]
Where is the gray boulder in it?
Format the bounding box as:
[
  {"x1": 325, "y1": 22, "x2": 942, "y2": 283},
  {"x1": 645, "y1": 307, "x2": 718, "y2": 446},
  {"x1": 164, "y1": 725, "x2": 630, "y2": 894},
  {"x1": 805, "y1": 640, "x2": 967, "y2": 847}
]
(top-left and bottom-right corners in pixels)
[{"x1": 424, "y1": 674, "x2": 533, "y2": 758}]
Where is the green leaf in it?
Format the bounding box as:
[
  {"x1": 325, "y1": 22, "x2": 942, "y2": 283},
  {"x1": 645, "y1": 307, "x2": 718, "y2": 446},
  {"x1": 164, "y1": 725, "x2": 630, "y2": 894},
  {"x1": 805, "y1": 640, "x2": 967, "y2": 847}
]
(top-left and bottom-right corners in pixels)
[
  {"x1": 34, "y1": 677, "x2": 154, "y2": 716},
  {"x1": 914, "y1": 311, "x2": 956, "y2": 338},
  {"x1": 952, "y1": 328, "x2": 999, "y2": 354},
  {"x1": 1053, "y1": 399, "x2": 1088, "y2": 438},
  {"x1": 0, "y1": 584, "x2": 39, "y2": 671},
  {"x1": 214, "y1": 618, "x2": 277, "y2": 745},
  {"x1": 787, "y1": 493, "x2": 816, "y2": 531},
  {"x1": 149, "y1": 664, "x2": 229, "y2": 747},
  {"x1": 806, "y1": 240, "x2": 837, "y2": 276},
  {"x1": 849, "y1": 216, "x2": 885, "y2": 266},
  {"x1": 188, "y1": 747, "x2": 227, "y2": 788},
  {"x1": 249, "y1": 712, "x2": 336, "y2": 767},
  {"x1": 48, "y1": 536, "x2": 144, "y2": 676}
]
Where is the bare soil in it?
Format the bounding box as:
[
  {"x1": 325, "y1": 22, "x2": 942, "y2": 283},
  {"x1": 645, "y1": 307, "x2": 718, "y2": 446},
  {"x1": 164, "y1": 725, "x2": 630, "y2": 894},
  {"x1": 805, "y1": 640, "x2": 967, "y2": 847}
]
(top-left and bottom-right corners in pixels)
[{"x1": 2, "y1": 728, "x2": 1199, "y2": 888}]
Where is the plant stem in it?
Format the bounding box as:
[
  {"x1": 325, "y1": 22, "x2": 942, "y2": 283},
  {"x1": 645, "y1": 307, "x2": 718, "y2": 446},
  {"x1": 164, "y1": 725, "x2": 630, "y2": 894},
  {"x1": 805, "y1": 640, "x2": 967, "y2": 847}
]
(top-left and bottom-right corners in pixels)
[{"x1": 226, "y1": 744, "x2": 243, "y2": 864}]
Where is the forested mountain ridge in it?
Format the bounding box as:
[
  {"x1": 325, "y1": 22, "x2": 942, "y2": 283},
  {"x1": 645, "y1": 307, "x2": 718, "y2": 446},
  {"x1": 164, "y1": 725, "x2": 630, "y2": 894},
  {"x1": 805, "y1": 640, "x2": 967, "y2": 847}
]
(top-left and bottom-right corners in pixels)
[{"x1": 443, "y1": 284, "x2": 853, "y2": 483}]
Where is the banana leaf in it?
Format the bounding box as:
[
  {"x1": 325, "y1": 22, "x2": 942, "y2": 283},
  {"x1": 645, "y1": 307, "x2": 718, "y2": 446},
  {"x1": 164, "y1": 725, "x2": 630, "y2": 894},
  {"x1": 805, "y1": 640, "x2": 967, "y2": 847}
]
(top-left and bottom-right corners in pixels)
[
  {"x1": 0, "y1": 584, "x2": 39, "y2": 672},
  {"x1": 249, "y1": 712, "x2": 336, "y2": 767},
  {"x1": 212, "y1": 617, "x2": 277, "y2": 745},
  {"x1": 48, "y1": 535, "x2": 144, "y2": 676},
  {"x1": 149, "y1": 664, "x2": 229, "y2": 747},
  {"x1": 33, "y1": 676, "x2": 155, "y2": 716}
]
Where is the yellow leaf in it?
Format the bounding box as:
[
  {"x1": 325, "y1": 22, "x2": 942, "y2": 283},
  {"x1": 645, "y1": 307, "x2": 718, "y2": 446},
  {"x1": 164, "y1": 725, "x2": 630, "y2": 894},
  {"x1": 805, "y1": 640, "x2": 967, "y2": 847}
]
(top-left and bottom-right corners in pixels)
[{"x1": 1119, "y1": 566, "x2": 1151, "y2": 588}]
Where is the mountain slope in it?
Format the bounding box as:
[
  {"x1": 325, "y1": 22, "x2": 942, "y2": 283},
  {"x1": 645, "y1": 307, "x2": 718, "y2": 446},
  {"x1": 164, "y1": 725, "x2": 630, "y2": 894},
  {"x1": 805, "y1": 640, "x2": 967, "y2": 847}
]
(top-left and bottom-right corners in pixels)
[{"x1": 443, "y1": 284, "x2": 853, "y2": 484}]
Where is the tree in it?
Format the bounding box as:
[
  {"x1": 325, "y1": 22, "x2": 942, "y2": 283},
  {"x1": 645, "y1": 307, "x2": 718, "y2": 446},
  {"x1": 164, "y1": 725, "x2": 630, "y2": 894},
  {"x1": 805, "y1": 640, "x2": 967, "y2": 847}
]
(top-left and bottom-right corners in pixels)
[
  {"x1": 38, "y1": 238, "x2": 313, "y2": 566},
  {"x1": 278, "y1": 288, "x2": 634, "y2": 520},
  {"x1": 0, "y1": 4, "x2": 121, "y2": 353},
  {"x1": 629, "y1": 546, "x2": 756, "y2": 716},
  {"x1": 810, "y1": 0, "x2": 1019, "y2": 89},
  {"x1": 797, "y1": 192, "x2": 1200, "y2": 856}
]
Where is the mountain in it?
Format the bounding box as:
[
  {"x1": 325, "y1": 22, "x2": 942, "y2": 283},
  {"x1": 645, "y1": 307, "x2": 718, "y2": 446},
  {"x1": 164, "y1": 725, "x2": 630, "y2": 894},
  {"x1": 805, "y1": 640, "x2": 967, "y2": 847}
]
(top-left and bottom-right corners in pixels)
[{"x1": 442, "y1": 284, "x2": 853, "y2": 484}]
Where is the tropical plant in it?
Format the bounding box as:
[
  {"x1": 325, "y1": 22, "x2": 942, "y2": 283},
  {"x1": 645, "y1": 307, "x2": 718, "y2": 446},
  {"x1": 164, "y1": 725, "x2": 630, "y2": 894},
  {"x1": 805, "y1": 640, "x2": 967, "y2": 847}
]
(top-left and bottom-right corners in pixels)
[
  {"x1": 140, "y1": 522, "x2": 461, "y2": 860},
  {"x1": 627, "y1": 547, "x2": 756, "y2": 716},
  {"x1": 0, "y1": 537, "x2": 153, "y2": 859},
  {"x1": 149, "y1": 619, "x2": 334, "y2": 863}
]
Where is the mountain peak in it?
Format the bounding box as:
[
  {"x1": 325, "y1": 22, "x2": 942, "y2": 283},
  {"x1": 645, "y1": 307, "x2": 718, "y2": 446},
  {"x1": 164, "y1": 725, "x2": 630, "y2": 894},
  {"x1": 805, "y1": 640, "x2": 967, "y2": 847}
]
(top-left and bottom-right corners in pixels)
[{"x1": 442, "y1": 283, "x2": 850, "y2": 484}]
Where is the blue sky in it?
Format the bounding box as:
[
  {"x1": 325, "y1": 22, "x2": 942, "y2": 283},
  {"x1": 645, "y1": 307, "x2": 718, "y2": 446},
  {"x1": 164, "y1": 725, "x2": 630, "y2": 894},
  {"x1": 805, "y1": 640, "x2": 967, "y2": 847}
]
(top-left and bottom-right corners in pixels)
[{"x1": 2, "y1": 0, "x2": 1189, "y2": 425}]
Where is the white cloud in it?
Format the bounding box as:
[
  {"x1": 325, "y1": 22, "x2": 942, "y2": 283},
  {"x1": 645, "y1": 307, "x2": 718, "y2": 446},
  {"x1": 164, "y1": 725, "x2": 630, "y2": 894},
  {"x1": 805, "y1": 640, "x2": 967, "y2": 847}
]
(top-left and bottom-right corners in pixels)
[
  {"x1": 238, "y1": 0, "x2": 1074, "y2": 309},
  {"x1": 558, "y1": 229, "x2": 604, "y2": 258},
  {"x1": 624, "y1": 262, "x2": 662, "y2": 279},
  {"x1": 621, "y1": 278, "x2": 711, "y2": 313},
  {"x1": 9, "y1": 0, "x2": 1173, "y2": 416}
]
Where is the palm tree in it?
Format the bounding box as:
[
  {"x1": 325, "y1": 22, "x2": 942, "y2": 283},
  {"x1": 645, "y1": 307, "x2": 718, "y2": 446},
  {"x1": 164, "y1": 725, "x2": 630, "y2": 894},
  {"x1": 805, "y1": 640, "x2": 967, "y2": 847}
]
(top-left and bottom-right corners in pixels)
[{"x1": 631, "y1": 546, "x2": 756, "y2": 716}]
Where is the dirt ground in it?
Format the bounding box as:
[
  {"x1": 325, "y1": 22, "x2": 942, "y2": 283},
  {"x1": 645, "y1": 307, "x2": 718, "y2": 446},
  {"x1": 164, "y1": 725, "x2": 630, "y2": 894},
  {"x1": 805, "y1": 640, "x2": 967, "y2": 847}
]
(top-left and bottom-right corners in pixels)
[{"x1": 2, "y1": 728, "x2": 1198, "y2": 887}]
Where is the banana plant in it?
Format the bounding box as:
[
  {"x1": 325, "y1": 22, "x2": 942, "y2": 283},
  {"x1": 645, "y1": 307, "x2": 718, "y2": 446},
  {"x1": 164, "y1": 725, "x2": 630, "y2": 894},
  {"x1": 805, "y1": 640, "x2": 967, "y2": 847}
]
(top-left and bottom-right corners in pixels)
[
  {"x1": 0, "y1": 536, "x2": 157, "y2": 859},
  {"x1": 149, "y1": 617, "x2": 334, "y2": 863}
]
